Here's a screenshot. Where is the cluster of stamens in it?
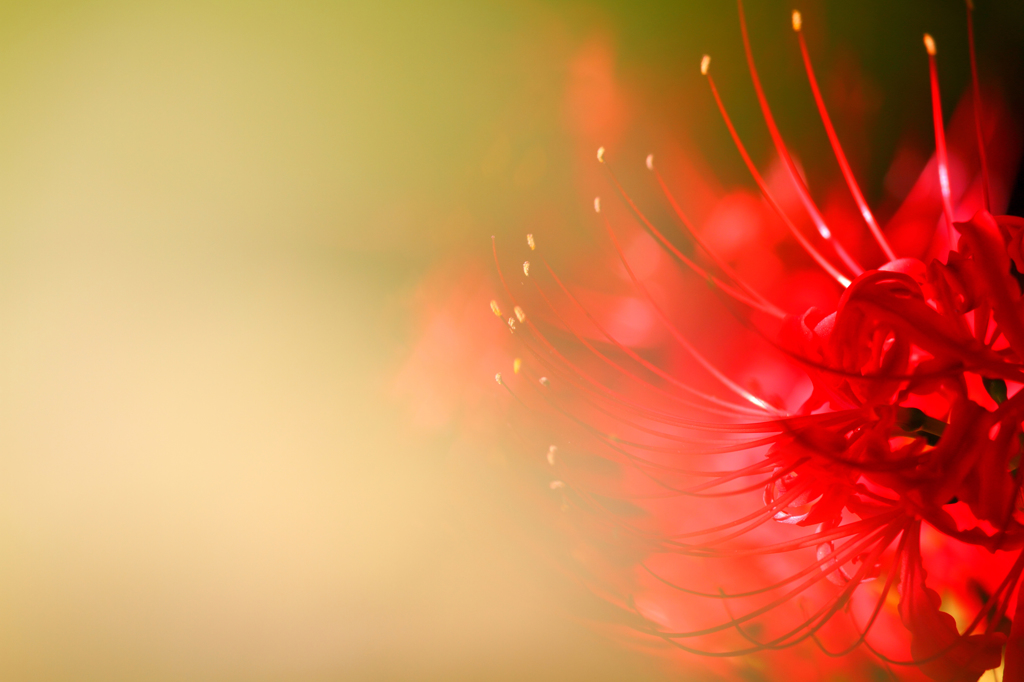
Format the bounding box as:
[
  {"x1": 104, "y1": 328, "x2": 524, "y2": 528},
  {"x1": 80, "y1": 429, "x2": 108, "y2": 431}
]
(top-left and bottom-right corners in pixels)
[{"x1": 484, "y1": 1, "x2": 1023, "y2": 678}]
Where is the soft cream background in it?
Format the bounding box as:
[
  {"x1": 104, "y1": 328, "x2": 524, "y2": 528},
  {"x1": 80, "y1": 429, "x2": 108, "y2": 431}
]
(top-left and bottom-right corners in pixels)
[{"x1": 0, "y1": 1, "x2": 675, "y2": 679}]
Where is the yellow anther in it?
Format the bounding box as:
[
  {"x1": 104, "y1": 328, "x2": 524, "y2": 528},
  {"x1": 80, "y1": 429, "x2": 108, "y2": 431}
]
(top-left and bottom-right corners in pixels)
[
  {"x1": 514, "y1": 305, "x2": 526, "y2": 323},
  {"x1": 791, "y1": 10, "x2": 802, "y2": 32},
  {"x1": 513, "y1": 357, "x2": 522, "y2": 374},
  {"x1": 523, "y1": 261, "x2": 530, "y2": 277},
  {"x1": 490, "y1": 300, "x2": 501, "y2": 317},
  {"x1": 597, "y1": 146, "x2": 605, "y2": 163},
  {"x1": 924, "y1": 33, "x2": 936, "y2": 56},
  {"x1": 701, "y1": 54, "x2": 711, "y2": 75},
  {"x1": 526, "y1": 233, "x2": 535, "y2": 250}
]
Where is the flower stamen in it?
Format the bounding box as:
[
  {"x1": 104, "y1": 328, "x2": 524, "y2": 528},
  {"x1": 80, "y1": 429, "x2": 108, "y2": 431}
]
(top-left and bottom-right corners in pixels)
[
  {"x1": 703, "y1": 60, "x2": 852, "y2": 287},
  {"x1": 924, "y1": 33, "x2": 957, "y2": 245},
  {"x1": 600, "y1": 154, "x2": 786, "y2": 318},
  {"x1": 737, "y1": 0, "x2": 863, "y2": 277},
  {"x1": 965, "y1": 0, "x2": 992, "y2": 212},
  {"x1": 794, "y1": 13, "x2": 898, "y2": 262},
  {"x1": 645, "y1": 154, "x2": 783, "y2": 317}
]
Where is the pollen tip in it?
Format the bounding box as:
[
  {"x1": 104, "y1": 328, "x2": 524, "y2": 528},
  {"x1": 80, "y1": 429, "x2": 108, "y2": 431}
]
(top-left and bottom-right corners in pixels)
[
  {"x1": 549, "y1": 480, "x2": 565, "y2": 490},
  {"x1": 514, "y1": 305, "x2": 526, "y2": 323},
  {"x1": 495, "y1": 372, "x2": 503, "y2": 385},
  {"x1": 594, "y1": 196, "x2": 601, "y2": 213},
  {"x1": 597, "y1": 146, "x2": 605, "y2": 163},
  {"x1": 513, "y1": 357, "x2": 522, "y2": 374},
  {"x1": 523, "y1": 260, "x2": 530, "y2": 277},
  {"x1": 507, "y1": 317, "x2": 516, "y2": 331},
  {"x1": 490, "y1": 300, "x2": 501, "y2": 317},
  {"x1": 645, "y1": 153, "x2": 654, "y2": 170},
  {"x1": 923, "y1": 33, "x2": 936, "y2": 56},
  {"x1": 791, "y1": 10, "x2": 802, "y2": 32},
  {"x1": 547, "y1": 445, "x2": 557, "y2": 465},
  {"x1": 539, "y1": 376, "x2": 550, "y2": 387},
  {"x1": 700, "y1": 54, "x2": 711, "y2": 75},
  {"x1": 526, "y1": 233, "x2": 535, "y2": 250}
]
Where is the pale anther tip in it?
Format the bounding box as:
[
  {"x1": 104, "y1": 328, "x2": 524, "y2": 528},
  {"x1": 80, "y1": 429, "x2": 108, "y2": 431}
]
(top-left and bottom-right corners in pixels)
[
  {"x1": 526, "y1": 233, "x2": 535, "y2": 250},
  {"x1": 523, "y1": 260, "x2": 530, "y2": 277},
  {"x1": 645, "y1": 153, "x2": 654, "y2": 170},
  {"x1": 700, "y1": 54, "x2": 711, "y2": 76},
  {"x1": 539, "y1": 376, "x2": 550, "y2": 387},
  {"x1": 495, "y1": 372, "x2": 503, "y2": 385},
  {"x1": 549, "y1": 480, "x2": 565, "y2": 490},
  {"x1": 923, "y1": 33, "x2": 936, "y2": 56},
  {"x1": 593, "y1": 196, "x2": 601, "y2": 213},
  {"x1": 514, "y1": 305, "x2": 526, "y2": 323},
  {"x1": 596, "y1": 146, "x2": 605, "y2": 163},
  {"x1": 791, "y1": 10, "x2": 802, "y2": 32},
  {"x1": 490, "y1": 300, "x2": 501, "y2": 317}
]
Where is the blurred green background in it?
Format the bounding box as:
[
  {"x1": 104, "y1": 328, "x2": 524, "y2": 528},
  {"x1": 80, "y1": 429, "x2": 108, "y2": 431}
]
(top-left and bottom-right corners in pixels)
[{"x1": 0, "y1": 1, "x2": 1020, "y2": 680}]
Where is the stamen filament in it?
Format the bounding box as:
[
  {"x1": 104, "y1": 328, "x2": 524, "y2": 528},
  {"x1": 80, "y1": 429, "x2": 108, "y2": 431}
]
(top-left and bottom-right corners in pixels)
[
  {"x1": 597, "y1": 161, "x2": 786, "y2": 318},
  {"x1": 794, "y1": 20, "x2": 897, "y2": 262},
  {"x1": 602, "y1": 214, "x2": 786, "y2": 414},
  {"x1": 925, "y1": 33, "x2": 957, "y2": 243},
  {"x1": 703, "y1": 65, "x2": 852, "y2": 287},
  {"x1": 537, "y1": 256, "x2": 768, "y2": 415},
  {"x1": 737, "y1": 0, "x2": 864, "y2": 277},
  {"x1": 965, "y1": 0, "x2": 992, "y2": 211},
  {"x1": 646, "y1": 157, "x2": 783, "y2": 315}
]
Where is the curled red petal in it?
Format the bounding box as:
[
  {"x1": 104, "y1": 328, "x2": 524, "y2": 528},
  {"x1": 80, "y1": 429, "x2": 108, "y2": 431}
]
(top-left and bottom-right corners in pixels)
[{"x1": 899, "y1": 523, "x2": 1005, "y2": 682}]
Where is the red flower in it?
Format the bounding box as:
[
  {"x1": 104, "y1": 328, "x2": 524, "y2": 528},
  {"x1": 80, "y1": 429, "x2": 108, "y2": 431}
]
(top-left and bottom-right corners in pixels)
[{"x1": 480, "y1": 2, "x2": 1024, "y2": 680}]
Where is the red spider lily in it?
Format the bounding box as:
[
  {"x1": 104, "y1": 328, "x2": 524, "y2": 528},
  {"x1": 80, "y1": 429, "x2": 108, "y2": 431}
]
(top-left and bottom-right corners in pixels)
[{"x1": 483, "y1": 1, "x2": 1024, "y2": 680}]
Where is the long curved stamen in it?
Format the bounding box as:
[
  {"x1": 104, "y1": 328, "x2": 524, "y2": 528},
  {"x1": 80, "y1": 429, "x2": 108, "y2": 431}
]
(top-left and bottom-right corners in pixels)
[
  {"x1": 601, "y1": 212, "x2": 786, "y2": 415},
  {"x1": 645, "y1": 157, "x2": 784, "y2": 313},
  {"x1": 643, "y1": 517, "x2": 896, "y2": 604},
  {"x1": 721, "y1": 521, "x2": 906, "y2": 652},
  {"x1": 493, "y1": 236, "x2": 740, "y2": 425},
  {"x1": 924, "y1": 34, "x2": 956, "y2": 244},
  {"x1": 965, "y1": 0, "x2": 992, "y2": 212},
  {"x1": 538, "y1": 255, "x2": 769, "y2": 416},
  {"x1": 510, "y1": 374, "x2": 778, "y2": 497},
  {"x1": 495, "y1": 237, "x2": 785, "y2": 432},
  {"x1": 575, "y1": 426, "x2": 792, "y2": 499},
  {"x1": 658, "y1": 508, "x2": 899, "y2": 557},
  {"x1": 807, "y1": 529, "x2": 909, "y2": 658},
  {"x1": 737, "y1": 0, "x2": 863, "y2": 277},
  {"x1": 702, "y1": 59, "x2": 852, "y2": 287},
  {"x1": 529, "y1": 270, "x2": 766, "y2": 416},
  {"x1": 644, "y1": 518, "x2": 902, "y2": 639},
  {"x1": 793, "y1": 13, "x2": 897, "y2": 262},
  {"x1": 598, "y1": 150, "x2": 786, "y2": 319}
]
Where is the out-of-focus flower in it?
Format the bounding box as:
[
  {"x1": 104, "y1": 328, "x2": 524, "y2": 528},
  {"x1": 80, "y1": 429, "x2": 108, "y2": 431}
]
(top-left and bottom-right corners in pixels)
[{"x1": 404, "y1": 1, "x2": 1024, "y2": 680}]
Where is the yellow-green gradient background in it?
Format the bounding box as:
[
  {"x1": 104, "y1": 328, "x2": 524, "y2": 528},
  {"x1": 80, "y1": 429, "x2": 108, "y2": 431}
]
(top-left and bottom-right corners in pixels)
[{"x1": 0, "y1": 1, "x2": 1020, "y2": 680}]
